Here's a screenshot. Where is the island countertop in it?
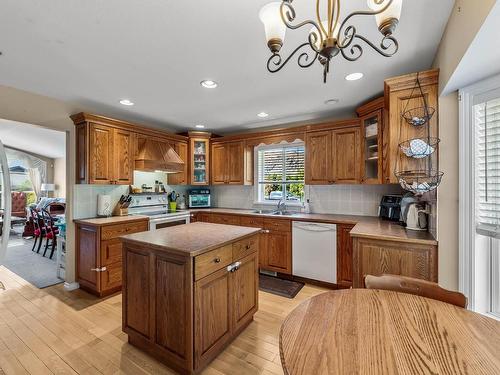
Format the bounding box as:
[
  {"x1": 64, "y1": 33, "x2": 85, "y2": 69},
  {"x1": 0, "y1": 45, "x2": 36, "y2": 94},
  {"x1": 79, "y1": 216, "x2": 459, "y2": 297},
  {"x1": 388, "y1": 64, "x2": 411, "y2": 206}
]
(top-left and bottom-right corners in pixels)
[{"x1": 120, "y1": 221, "x2": 261, "y2": 257}]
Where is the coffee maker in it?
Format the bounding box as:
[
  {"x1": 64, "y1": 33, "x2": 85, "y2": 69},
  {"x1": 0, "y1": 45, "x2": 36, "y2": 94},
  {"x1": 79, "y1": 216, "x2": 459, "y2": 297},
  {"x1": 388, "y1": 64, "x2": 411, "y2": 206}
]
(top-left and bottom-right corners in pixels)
[{"x1": 405, "y1": 202, "x2": 429, "y2": 231}]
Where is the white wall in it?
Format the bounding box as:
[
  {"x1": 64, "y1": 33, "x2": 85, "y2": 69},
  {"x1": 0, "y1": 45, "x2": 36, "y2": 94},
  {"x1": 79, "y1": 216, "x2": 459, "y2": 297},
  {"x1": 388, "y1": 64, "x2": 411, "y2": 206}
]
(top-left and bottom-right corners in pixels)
[{"x1": 432, "y1": 0, "x2": 497, "y2": 291}]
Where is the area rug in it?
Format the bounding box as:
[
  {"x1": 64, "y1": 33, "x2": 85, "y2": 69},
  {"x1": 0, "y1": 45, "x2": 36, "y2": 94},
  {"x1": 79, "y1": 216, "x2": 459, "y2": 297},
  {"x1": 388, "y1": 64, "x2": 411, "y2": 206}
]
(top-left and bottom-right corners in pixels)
[
  {"x1": 259, "y1": 274, "x2": 304, "y2": 298},
  {"x1": 3, "y1": 235, "x2": 63, "y2": 289}
]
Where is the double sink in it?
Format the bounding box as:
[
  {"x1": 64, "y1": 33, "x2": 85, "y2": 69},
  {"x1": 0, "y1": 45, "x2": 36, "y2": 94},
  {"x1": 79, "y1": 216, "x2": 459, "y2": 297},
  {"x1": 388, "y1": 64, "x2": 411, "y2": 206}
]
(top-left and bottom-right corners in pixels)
[{"x1": 251, "y1": 209, "x2": 301, "y2": 216}]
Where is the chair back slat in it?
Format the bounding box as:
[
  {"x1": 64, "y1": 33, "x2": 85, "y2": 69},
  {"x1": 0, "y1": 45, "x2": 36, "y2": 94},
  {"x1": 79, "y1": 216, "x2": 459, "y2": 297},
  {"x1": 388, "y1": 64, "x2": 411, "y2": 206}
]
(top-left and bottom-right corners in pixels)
[{"x1": 364, "y1": 274, "x2": 467, "y2": 308}]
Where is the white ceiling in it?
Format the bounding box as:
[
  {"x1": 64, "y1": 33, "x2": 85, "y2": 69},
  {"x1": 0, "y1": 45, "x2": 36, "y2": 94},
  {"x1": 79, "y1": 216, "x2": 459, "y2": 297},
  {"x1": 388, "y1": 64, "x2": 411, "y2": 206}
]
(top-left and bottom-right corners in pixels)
[
  {"x1": 443, "y1": 1, "x2": 500, "y2": 94},
  {"x1": 0, "y1": 119, "x2": 66, "y2": 158},
  {"x1": 0, "y1": 0, "x2": 454, "y2": 134}
]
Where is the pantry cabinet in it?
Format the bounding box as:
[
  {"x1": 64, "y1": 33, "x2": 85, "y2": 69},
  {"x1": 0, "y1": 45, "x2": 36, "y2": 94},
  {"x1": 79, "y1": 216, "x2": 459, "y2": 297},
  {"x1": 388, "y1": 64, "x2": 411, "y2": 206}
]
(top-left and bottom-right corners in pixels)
[{"x1": 305, "y1": 123, "x2": 361, "y2": 185}]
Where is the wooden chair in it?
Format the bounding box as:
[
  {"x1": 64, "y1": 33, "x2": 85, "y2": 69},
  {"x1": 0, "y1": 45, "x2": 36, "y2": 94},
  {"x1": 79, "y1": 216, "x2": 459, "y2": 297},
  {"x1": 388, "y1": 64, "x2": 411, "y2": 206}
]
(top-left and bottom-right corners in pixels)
[{"x1": 364, "y1": 274, "x2": 467, "y2": 308}]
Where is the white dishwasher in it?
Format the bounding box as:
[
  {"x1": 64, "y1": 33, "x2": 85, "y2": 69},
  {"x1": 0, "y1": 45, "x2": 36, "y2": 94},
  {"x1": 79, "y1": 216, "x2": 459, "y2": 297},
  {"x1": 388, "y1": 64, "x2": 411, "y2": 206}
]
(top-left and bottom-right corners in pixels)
[{"x1": 292, "y1": 221, "x2": 337, "y2": 283}]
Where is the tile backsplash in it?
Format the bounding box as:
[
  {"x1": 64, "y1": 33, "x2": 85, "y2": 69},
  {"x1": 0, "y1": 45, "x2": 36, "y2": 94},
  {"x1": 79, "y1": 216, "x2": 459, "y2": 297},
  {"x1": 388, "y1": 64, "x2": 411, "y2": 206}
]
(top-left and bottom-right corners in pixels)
[
  {"x1": 212, "y1": 184, "x2": 404, "y2": 216},
  {"x1": 73, "y1": 171, "x2": 190, "y2": 219}
]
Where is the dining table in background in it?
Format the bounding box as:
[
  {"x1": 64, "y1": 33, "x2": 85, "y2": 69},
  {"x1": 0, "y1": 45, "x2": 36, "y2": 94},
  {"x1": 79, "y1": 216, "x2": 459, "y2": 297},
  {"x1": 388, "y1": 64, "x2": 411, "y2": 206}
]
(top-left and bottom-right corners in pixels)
[{"x1": 279, "y1": 289, "x2": 500, "y2": 375}]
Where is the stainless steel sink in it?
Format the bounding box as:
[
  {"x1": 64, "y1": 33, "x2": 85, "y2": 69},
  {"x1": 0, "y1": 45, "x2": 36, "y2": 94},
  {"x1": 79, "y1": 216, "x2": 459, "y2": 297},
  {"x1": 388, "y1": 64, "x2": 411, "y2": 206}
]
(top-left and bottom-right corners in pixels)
[
  {"x1": 271, "y1": 211, "x2": 300, "y2": 216},
  {"x1": 251, "y1": 209, "x2": 278, "y2": 215}
]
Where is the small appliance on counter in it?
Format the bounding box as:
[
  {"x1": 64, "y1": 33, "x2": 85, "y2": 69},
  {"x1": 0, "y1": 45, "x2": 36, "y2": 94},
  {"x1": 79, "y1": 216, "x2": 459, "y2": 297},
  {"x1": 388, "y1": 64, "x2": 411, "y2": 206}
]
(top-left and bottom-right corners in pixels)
[
  {"x1": 188, "y1": 189, "x2": 211, "y2": 208},
  {"x1": 378, "y1": 195, "x2": 403, "y2": 221},
  {"x1": 405, "y1": 202, "x2": 429, "y2": 231},
  {"x1": 97, "y1": 194, "x2": 112, "y2": 217}
]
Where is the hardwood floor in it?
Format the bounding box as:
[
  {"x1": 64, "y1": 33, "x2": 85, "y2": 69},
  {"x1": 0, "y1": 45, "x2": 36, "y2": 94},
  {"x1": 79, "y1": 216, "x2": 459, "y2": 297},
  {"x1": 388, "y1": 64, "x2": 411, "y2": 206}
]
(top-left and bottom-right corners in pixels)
[{"x1": 0, "y1": 266, "x2": 327, "y2": 374}]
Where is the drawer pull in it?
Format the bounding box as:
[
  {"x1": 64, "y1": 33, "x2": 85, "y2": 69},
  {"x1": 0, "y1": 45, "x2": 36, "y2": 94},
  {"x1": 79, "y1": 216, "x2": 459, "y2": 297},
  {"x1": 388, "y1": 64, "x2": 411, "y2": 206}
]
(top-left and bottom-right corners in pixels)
[
  {"x1": 261, "y1": 229, "x2": 270, "y2": 234},
  {"x1": 227, "y1": 261, "x2": 242, "y2": 273},
  {"x1": 214, "y1": 257, "x2": 221, "y2": 263},
  {"x1": 245, "y1": 244, "x2": 251, "y2": 250},
  {"x1": 91, "y1": 267, "x2": 107, "y2": 272}
]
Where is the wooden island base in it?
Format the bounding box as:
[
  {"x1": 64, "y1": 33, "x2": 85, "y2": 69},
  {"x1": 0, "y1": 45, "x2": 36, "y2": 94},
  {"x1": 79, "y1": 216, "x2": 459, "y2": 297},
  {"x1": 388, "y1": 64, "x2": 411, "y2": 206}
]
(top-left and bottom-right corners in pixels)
[{"x1": 120, "y1": 222, "x2": 261, "y2": 375}]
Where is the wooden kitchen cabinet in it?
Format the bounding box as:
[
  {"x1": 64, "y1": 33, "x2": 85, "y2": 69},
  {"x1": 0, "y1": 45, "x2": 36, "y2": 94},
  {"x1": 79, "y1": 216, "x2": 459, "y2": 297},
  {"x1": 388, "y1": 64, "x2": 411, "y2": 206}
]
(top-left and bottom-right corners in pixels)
[
  {"x1": 305, "y1": 123, "x2": 361, "y2": 185},
  {"x1": 357, "y1": 97, "x2": 385, "y2": 184},
  {"x1": 383, "y1": 69, "x2": 439, "y2": 183},
  {"x1": 75, "y1": 217, "x2": 149, "y2": 296},
  {"x1": 122, "y1": 228, "x2": 259, "y2": 374},
  {"x1": 211, "y1": 141, "x2": 252, "y2": 185},
  {"x1": 75, "y1": 122, "x2": 134, "y2": 185},
  {"x1": 168, "y1": 141, "x2": 189, "y2": 185},
  {"x1": 189, "y1": 133, "x2": 210, "y2": 185},
  {"x1": 351, "y1": 236, "x2": 438, "y2": 288},
  {"x1": 260, "y1": 218, "x2": 292, "y2": 274},
  {"x1": 336, "y1": 224, "x2": 355, "y2": 288}
]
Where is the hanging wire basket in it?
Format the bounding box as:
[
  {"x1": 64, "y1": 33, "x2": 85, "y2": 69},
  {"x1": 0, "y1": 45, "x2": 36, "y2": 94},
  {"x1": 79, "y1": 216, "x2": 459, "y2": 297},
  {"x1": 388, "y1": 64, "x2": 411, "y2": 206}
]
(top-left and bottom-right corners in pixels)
[
  {"x1": 394, "y1": 170, "x2": 444, "y2": 195},
  {"x1": 399, "y1": 137, "x2": 440, "y2": 158},
  {"x1": 402, "y1": 106, "x2": 435, "y2": 127}
]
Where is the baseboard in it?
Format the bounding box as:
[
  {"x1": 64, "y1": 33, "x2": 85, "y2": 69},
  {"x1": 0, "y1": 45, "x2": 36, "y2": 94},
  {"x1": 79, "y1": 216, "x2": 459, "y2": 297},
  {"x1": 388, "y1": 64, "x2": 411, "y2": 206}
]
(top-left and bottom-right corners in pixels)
[{"x1": 63, "y1": 282, "x2": 80, "y2": 291}]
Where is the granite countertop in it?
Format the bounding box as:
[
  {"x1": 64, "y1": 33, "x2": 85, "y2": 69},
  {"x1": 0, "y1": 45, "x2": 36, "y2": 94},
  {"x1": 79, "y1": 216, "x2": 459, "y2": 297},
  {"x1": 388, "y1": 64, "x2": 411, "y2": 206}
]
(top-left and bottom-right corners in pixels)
[
  {"x1": 191, "y1": 208, "x2": 437, "y2": 246},
  {"x1": 74, "y1": 215, "x2": 149, "y2": 226},
  {"x1": 120, "y1": 222, "x2": 261, "y2": 257}
]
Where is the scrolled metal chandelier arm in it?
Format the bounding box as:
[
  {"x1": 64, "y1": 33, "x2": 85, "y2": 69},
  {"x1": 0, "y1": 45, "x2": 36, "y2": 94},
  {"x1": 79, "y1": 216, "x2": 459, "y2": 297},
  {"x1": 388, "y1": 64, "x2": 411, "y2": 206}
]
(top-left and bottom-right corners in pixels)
[
  {"x1": 279, "y1": 1, "x2": 324, "y2": 52},
  {"x1": 267, "y1": 42, "x2": 319, "y2": 73}
]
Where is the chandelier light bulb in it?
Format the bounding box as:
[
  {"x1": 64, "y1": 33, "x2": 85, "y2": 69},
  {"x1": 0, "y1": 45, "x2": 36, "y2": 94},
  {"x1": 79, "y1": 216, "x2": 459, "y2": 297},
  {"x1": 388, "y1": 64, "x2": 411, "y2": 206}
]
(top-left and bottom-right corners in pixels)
[{"x1": 259, "y1": 2, "x2": 286, "y2": 53}]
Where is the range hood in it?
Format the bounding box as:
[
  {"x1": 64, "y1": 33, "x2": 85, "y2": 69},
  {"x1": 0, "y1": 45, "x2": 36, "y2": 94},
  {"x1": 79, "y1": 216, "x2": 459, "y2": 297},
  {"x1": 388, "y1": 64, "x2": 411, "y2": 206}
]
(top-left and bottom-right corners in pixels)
[{"x1": 135, "y1": 138, "x2": 184, "y2": 173}]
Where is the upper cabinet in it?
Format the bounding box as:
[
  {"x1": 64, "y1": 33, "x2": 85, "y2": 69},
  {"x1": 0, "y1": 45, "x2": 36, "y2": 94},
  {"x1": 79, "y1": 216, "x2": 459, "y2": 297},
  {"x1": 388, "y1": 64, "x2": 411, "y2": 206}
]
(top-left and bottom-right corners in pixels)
[
  {"x1": 211, "y1": 140, "x2": 253, "y2": 185},
  {"x1": 189, "y1": 133, "x2": 210, "y2": 185},
  {"x1": 356, "y1": 97, "x2": 384, "y2": 184},
  {"x1": 305, "y1": 122, "x2": 361, "y2": 185},
  {"x1": 384, "y1": 69, "x2": 439, "y2": 184},
  {"x1": 75, "y1": 122, "x2": 134, "y2": 185},
  {"x1": 72, "y1": 113, "x2": 188, "y2": 185}
]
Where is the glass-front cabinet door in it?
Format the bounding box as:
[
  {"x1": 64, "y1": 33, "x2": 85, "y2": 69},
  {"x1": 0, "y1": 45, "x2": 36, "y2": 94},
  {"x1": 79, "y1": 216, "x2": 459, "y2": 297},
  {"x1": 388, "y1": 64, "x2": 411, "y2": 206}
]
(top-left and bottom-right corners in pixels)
[
  {"x1": 361, "y1": 110, "x2": 382, "y2": 184},
  {"x1": 190, "y1": 137, "x2": 210, "y2": 185}
]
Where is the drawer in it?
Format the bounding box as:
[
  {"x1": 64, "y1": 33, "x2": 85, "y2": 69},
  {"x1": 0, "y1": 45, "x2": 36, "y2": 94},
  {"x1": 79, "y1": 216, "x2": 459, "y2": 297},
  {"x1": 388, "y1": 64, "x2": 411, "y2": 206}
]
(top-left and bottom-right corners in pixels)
[
  {"x1": 263, "y1": 218, "x2": 291, "y2": 232},
  {"x1": 101, "y1": 238, "x2": 122, "y2": 266},
  {"x1": 210, "y1": 214, "x2": 241, "y2": 226},
  {"x1": 100, "y1": 261, "x2": 122, "y2": 292},
  {"x1": 195, "y1": 244, "x2": 233, "y2": 281},
  {"x1": 233, "y1": 234, "x2": 259, "y2": 261},
  {"x1": 101, "y1": 221, "x2": 148, "y2": 240},
  {"x1": 240, "y1": 216, "x2": 264, "y2": 228}
]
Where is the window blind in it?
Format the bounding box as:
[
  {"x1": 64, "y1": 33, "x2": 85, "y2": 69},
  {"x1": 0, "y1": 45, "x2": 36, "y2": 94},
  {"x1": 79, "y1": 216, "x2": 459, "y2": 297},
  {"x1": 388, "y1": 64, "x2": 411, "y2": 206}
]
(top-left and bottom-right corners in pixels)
[
  {"x1": 475, "y1": 97, "x2": 500, "y2": 238},
  {"x1": 257, "y1": 146, "x2": 305, "y2": 184}
]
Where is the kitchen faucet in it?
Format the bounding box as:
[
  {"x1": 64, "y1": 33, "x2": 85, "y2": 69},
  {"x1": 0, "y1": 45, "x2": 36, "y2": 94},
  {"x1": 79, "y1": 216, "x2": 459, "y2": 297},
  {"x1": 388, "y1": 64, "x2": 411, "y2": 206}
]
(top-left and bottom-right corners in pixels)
[{"x1": 277, "y1": 198, "x2": 286, "y2": 213}]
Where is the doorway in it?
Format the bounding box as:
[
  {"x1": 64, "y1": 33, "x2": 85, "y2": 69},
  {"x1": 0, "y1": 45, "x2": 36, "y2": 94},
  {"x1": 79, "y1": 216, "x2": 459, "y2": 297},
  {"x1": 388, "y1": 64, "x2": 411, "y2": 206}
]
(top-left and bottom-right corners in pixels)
[{"x1": 0, "y1": 119, "x2": 67, "y2": 288}]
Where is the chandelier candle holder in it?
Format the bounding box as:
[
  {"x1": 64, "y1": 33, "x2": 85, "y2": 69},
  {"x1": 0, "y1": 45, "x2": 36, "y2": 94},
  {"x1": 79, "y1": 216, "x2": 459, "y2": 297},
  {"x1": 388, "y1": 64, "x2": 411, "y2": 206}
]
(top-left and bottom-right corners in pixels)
[{"x1": 259, "y1": 0, "x2": 402, "y2": 83}]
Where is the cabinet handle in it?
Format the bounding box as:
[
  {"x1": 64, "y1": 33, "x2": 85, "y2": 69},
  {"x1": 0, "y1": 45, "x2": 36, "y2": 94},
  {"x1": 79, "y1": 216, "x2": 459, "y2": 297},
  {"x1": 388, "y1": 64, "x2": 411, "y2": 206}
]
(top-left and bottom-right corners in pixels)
[
  {"x1": 91, "y1": 267, "x2": 107, "y2": 272},
  {"x1": 261, "y1": 229, "x2": 270, "y2": 234},
  {"x1": 214, "y1": 257, "x2": 221, "y2": 263},
  {"x1": 245, "y1": 244, "x2": 251, "y2": 250}
]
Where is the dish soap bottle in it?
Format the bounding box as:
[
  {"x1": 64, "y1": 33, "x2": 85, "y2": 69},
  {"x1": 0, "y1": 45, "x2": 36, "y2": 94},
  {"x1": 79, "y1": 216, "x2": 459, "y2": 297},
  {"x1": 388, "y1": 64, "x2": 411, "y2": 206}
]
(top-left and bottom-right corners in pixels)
[{"x1": 303, "y1": 199, "x2": 311, "y2": 214}]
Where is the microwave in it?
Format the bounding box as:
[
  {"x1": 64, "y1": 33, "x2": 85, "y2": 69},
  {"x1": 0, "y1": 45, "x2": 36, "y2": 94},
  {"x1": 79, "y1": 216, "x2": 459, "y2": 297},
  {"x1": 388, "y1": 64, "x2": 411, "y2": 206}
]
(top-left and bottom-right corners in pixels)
[{"x1": 188, "y1": 189, "x2": 211, "y2": 208}]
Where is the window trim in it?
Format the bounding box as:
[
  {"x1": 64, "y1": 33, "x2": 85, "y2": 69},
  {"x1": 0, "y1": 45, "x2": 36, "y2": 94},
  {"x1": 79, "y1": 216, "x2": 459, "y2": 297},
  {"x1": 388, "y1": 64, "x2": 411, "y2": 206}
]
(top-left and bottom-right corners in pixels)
[
  {"x1": 253, "y1": 142, "x2": 305, "y2": 206},
  {"x1": 459, "y1": 73, "x2": 500, "y2": 318}
]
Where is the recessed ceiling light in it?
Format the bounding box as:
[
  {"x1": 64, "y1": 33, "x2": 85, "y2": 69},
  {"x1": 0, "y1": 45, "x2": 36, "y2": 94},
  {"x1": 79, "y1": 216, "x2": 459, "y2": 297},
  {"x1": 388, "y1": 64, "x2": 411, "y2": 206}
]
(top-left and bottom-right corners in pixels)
[
  {"x1": 324, "y1": 98, "x2": 339, "y2": 105},
  {"x1": 200, "y1": 80, "x2": 218, "y2": 89},
  {"x1": 345, "y1": 72, "x2": 364, "y2": 81},
  {"x1": 195, "y1": 124, "x2": 205, "y2": 129},
  {"x1": 119, "y1": 99, "x2": 134, "y2": 106},
  {"x1": 257, "y1": 112, "x2": 269, "y2": 118}
]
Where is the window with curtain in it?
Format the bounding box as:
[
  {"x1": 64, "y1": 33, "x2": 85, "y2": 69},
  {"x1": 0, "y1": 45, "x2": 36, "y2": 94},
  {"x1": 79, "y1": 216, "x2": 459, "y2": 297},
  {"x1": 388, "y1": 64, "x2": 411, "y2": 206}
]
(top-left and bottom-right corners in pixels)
[
  {"x1": 471, "y1": 88, "x2": 500, "y2": 318},
  {"x1": 255, "y1": 143, "x2": 305, "y2": 204}
]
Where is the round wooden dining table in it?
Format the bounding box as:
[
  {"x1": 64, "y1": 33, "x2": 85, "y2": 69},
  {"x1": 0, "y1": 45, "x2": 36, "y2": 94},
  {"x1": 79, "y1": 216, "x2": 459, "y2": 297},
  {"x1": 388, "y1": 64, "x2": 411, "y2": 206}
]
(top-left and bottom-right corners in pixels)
[{"x1": 279, "y1": 289, "x2": 500, "y2": 375}]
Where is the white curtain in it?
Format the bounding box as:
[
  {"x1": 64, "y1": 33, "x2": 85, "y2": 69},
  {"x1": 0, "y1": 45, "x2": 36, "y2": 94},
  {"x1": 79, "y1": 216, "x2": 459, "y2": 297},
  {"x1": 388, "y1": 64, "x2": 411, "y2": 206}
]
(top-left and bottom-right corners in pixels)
[{"x1": 28, "y1": 168, "x2": 42, "y2": 199}]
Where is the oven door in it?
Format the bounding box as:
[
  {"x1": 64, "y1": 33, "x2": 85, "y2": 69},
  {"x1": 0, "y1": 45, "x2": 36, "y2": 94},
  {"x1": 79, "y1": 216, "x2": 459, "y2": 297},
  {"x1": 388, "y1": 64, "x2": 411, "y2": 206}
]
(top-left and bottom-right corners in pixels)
[{"x1": 149, "y1": 215, "x2": 190, "y2": 230}]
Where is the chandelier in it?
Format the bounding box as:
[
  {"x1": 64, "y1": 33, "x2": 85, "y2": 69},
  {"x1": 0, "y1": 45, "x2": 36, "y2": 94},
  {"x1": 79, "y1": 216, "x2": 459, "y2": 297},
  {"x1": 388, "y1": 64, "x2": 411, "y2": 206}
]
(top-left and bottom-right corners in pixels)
[{"x1": 259, "y1": 0, "x2": 402, "y2": 83}]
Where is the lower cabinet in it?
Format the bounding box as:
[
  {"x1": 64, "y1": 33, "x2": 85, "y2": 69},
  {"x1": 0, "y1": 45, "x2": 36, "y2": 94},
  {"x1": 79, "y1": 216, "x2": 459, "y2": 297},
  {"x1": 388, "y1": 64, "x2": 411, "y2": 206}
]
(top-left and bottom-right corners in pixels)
[
  {"x1": 336, "y1": 224, "x2": 355, "y2": 288},
  {"x1": 75, "y1": 218, "x2": 149, "y2": 296},
  {"x1": 122, "y1": 233, "x2": 259, "y2": 374},
  {"x1": 351, "y1": 236, "x2": 438, "y2": 288}
]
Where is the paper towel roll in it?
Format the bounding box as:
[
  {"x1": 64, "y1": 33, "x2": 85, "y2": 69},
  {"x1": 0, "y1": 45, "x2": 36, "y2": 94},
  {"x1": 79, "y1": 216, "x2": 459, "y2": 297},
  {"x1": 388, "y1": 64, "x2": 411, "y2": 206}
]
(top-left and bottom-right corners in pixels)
[{"x1": 97, "y1": 194, "x2": 112, "y2": 217}]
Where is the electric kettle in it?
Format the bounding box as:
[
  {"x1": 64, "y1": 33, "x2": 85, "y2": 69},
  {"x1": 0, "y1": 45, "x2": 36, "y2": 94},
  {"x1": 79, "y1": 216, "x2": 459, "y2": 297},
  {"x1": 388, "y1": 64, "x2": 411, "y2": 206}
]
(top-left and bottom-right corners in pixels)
[{"x1": 406, "y1": 202, "x2": 428, "y2": 231}]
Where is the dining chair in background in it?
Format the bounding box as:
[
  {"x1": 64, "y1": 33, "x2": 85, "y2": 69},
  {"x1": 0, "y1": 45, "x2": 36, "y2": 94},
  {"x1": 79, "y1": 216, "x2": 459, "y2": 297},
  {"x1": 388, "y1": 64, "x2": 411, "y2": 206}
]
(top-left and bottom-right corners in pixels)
[
  {"x1": 364, "y1": 274, "x2": 467, "y2": 308},
  {"x1": 40, "y1": 208, "x2": 58, "y2": 259}
]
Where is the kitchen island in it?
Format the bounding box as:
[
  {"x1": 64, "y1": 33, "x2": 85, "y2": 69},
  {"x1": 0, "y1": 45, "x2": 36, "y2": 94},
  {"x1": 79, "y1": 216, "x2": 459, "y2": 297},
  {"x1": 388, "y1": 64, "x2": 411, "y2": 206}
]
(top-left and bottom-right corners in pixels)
[{"x1": 120, "y1": 222, "x2": 261, "y2": 375}]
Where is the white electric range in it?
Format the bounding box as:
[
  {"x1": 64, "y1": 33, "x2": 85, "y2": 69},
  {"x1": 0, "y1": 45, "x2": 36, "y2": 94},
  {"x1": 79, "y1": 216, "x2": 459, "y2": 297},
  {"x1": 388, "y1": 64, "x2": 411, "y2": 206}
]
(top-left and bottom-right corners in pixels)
[{"x1": 128, "y1": 194, "x2": 190, "y2": 230}]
